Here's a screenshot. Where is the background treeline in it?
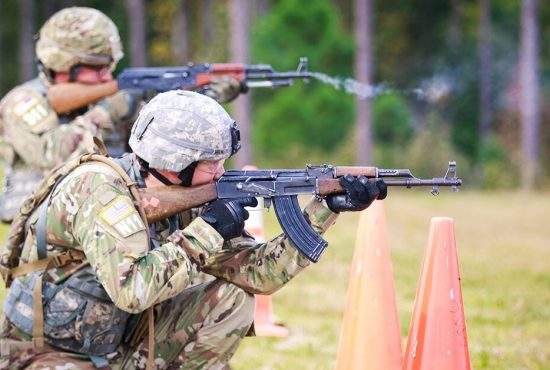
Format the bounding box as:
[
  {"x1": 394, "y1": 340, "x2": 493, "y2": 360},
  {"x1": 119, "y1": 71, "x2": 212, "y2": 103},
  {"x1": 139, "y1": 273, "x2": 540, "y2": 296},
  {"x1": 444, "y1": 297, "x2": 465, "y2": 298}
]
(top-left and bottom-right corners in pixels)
[{"x1": 0, "y1": 0, "x2": 548, "y2": 189}]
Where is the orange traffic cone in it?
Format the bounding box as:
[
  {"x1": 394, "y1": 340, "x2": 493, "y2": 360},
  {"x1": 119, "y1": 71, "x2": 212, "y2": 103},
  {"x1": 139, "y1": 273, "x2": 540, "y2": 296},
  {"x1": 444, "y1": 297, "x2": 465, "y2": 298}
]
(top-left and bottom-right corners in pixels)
[
  {"x1": 335, "y1": 201, "x2": 402, "y2": 370},
  {"x1": 243, "y1": 165, "x2": 289, "y2": 338},
  {"x1": 403, "y1": 217, "x2": 471, "y2": 370}
]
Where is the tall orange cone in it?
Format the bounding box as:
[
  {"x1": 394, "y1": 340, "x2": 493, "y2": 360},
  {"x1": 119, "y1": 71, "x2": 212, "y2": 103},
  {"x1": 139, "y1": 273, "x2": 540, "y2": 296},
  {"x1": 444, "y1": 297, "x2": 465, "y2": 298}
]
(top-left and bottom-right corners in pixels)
[
  {"x1": 335, "y1": 201, "x2": 402, "y2": 370},
  {"x1": 243, "y1": 165, "x2": 289, "y2": 338},
  {"x1": 403, "y1": 217, "x2": 471, "y2": 370}
]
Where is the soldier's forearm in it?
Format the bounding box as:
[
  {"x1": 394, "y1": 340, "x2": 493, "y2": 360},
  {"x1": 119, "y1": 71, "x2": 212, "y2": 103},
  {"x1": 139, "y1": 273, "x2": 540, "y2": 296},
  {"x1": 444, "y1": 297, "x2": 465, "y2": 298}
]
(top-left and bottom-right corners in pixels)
[
  {"x1": 302, "y1": 196, "x2": 339, "y2": 234},
  {"x1": 101, "y1": 219, "x2": 225, "y2": 313},
  {"x1": 200, "y1": 197, "x2": 339, "y2": 295}
]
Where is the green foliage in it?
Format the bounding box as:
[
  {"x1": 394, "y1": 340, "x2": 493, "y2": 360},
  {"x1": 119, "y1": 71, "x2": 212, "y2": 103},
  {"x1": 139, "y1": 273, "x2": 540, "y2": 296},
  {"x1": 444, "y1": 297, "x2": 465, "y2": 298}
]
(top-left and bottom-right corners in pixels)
[
  {"x1": 479, "y1": 136, "x2": 517, "y2": 189},
  {"x1": 404, "y1": 112, "x2": 470, "y2": 179},
  {"x1": 449, "y1": 82, "x2": 480, "y2": 160},
  {"x1": 373, "y1": 93, "x2": 413, "y2": 144},
  {"x1": 251, "y1": 0, "x2": 354, "y2": 165},
  {"x1": 371, "y1": 93, "x2": 414, "y2": 167}
]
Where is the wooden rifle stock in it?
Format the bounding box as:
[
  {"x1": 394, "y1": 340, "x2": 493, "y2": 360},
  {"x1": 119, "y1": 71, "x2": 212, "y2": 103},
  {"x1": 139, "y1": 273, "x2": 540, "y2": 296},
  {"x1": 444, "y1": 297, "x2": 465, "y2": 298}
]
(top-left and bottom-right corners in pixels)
[
  {"x1": 47, "y1": 81, "x2": 119, "y2": 114},
  {"x1": 317, "y1": 166, "x2": 378, "y2": 196},
  {"x1": 138, "y1": 183, "x2": 218, "y2": 223}
]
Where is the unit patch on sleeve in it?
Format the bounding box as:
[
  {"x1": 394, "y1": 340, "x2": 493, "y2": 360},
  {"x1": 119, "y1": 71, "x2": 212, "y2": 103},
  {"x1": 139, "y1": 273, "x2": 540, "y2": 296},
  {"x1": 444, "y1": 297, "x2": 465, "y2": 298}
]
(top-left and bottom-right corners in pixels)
[
  {"x1": 99, "y1": 195, "x2": 146, "y2": 238},
  {"x1": 6, "y1": 89, "x2": 58, "y2": 134}
]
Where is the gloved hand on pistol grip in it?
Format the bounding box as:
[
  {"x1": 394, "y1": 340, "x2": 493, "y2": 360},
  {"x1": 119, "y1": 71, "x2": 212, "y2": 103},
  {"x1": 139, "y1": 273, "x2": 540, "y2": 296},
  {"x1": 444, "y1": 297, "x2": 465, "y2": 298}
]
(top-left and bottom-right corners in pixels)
[
  {"x1": 200, "y1": 197, "x2": 258, "y2": 240},
  {"x1": 326, "y1": 175, "x2": 387, "y2": 213}
]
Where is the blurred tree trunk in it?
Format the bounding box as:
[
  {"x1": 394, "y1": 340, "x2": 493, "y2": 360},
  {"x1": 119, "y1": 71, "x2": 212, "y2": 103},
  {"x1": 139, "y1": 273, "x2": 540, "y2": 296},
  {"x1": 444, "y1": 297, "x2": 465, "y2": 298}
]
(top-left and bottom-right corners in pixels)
[
  {"x1": 229, "y1": 0, "x2": 252, "y2": 167},
  {"x1": 478, "y1": 0, "x2": 493, "y2": 141},
  {"x1": 19, "y1": 0, "x2": 35, "y2": 81},
  {"x1": 43, "y1": 0, "x2": 59, "y2": 19},
  {"x1": 201, "y1": 0, "x2": 213, "y2": 45},
  {"x1": 257, "y1": 0, "x2": 269, "y2": 16},
  {"x1": 172, "y1": 0, "x2": 189, "y2": 64},
  {"x1": 354, "y1": 0, "x2": 374, "y2": 164},
  {"x1": 62, "y1": 0, "x2": 77, "y2": 7},
  {"x1": 125, "y1": 0, "x2": 147, "y2": 67},
  {"x1": 449, "y1": 0, "x2": 462, "y2": 53},
  {"x1": 519, "y1": 0, "x2": 540, "y2": 189}
]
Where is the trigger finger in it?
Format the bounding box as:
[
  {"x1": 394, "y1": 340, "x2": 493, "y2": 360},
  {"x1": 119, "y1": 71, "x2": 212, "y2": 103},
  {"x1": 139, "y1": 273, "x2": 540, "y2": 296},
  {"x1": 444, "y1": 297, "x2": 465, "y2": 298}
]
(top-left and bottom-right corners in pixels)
[{"x1": 239, "y1": 197, "x2": 258, "y2": 208}]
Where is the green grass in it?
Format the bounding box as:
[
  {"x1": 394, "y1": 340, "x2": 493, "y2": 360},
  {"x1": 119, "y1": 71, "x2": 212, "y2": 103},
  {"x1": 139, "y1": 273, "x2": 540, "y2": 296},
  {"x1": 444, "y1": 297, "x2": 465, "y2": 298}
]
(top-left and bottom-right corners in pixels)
[
  {"x1": 1, "y1": 191, "x2": 549, "y2": 369},
  {"x1": 231, "y1": 191, "x2": 550, "y2": 370}
]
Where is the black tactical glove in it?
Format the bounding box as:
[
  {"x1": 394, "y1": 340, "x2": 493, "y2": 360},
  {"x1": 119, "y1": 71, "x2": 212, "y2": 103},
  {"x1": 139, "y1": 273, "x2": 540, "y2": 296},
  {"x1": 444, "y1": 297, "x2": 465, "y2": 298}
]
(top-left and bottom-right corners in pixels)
[
  {"x1": 326, "y1": 175, "x2": 387, "y2": 213},
  {"x1": 200, "y1": 197, "x2": 258, "y2": 240}
]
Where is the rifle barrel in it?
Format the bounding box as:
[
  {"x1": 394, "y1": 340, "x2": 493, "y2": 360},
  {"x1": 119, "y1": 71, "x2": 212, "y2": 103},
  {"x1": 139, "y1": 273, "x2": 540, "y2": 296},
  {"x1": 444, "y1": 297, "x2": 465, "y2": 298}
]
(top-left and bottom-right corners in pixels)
[
  {"x1": 383, "y1": 179, "x2": 462, "y2": 187},
  {"x1": 246, "y1": 72, "x2": 312, "y2": 80}
]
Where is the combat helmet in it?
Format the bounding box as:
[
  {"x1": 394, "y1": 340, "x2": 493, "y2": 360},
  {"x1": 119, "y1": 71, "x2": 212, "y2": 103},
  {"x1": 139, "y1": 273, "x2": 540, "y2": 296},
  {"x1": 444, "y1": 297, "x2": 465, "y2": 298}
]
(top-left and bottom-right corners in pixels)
[
  {"x1": 129, "y1": 90, "x2": 241, "y2": 172},
  {"x1": 36, "y1": 7, "x2": 123, "y2": 73}
]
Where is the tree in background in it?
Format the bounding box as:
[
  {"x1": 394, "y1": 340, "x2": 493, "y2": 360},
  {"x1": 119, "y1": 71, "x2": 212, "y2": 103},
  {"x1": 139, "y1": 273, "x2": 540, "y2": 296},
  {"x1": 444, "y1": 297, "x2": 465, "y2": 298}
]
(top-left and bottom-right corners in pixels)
[
  {"x1": 124, "y1": 0, "x2": 147, "y2": 67},
  {"x1": 478, "y1": 0, "x2": 493, "y2": 142},
  {"x1": 200, "y1": 0, "x2": 213, "y2": 46},
  {"x1": 519, "y1": 0, "x2": 540, "y2": 189},
  {"x1": 354, "y1": 0, "x2": 374, "y2": 165},
  {"x1": 251, "y1": 0, "x2": 354, "y2": 166},
  {"x1": 229, "y1": 0, "x2": 253, "y2": 167},
  {"x1": 19, "y1": 0, "x2": 35, "y2": 82},
  {"x1": 172, "y1": 0, "x2": 189, "y2": 64}
]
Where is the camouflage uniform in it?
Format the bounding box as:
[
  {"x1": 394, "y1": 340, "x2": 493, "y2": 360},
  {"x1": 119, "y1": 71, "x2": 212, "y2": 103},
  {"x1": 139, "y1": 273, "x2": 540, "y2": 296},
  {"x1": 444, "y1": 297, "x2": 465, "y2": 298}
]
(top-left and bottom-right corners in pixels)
[
  {"x1": 0, "y1": 7, "x2": 134, "y2": 223},
  {"x1": 0, "y1": 7, "x2": 245, "y2": 224},
  {"x1": 0, "y1": 91, "x2": 339, "y2": 369}
]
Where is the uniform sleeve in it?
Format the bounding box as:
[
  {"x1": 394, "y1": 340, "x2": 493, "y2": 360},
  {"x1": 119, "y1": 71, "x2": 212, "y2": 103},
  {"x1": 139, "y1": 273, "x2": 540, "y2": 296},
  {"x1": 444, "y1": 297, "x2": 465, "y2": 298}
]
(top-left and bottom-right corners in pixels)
[
  {"x1": 201, "y1": 197, "x2": 339, "y2": 295},
  {"x1": 1, "y1": 87, "x2": 103, "y2": 169},
  {"x1": 71, "y1": 173, "x2": 225, "y2": 313}
]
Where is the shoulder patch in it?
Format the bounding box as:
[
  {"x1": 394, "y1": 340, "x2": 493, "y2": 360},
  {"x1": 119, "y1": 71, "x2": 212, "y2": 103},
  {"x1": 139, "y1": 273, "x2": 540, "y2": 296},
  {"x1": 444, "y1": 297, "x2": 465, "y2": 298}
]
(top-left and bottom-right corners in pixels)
[
  {"x1": 3, "y1": 88, "x2": 58, "y2": 134},
  {"x1": 99, "y1": 196, "x2": 145, "y2": 238},
  {"x1": 97, "y1": 189, "x2": 118, "y2": 206}
]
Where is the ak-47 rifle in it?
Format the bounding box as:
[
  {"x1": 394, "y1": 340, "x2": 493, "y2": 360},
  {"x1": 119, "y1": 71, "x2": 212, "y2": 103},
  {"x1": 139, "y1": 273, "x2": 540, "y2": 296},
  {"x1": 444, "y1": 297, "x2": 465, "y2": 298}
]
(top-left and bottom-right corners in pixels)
[
  {"x1": 139, "y1": 161, "x2": 462, "y2": 263},
  {"x1": 47, "y1": 58, "x2": 311, "y2": 114}
]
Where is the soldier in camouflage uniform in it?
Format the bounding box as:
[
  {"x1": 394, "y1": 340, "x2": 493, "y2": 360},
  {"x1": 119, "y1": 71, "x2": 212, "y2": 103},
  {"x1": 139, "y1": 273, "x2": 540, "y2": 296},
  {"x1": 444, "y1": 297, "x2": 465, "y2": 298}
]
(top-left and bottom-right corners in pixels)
[
  {"x1": 0, "y1": 91, "x2": 386, "y2": 369},
  {"x1": 0, "y1": 7, "x2": 134, "y2": 223},
  {"x1": 0, "y1": 7, "x2": 243, "y2": 224}
]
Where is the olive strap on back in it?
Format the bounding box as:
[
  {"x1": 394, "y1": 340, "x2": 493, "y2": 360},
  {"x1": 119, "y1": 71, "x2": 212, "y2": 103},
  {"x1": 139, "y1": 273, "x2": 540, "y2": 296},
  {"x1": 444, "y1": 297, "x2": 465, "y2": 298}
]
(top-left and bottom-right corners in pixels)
[{"x1": 79, "y1": 153, "x2": 156, "y2": 370}]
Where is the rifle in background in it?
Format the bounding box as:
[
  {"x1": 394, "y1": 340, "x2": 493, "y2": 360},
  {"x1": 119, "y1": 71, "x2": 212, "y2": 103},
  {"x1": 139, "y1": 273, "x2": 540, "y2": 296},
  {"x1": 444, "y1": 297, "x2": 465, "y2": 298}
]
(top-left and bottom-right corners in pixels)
[{"x1": 48, "y1": 58, "x2": 311, "y2": 114}]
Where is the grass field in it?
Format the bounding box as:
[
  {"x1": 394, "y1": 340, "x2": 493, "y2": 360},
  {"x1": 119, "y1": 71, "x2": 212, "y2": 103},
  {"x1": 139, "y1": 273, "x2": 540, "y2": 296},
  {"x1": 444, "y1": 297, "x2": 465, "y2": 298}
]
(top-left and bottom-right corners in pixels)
[{"x1": 1, "y1": 191, "x2": 549, "y2": 369}]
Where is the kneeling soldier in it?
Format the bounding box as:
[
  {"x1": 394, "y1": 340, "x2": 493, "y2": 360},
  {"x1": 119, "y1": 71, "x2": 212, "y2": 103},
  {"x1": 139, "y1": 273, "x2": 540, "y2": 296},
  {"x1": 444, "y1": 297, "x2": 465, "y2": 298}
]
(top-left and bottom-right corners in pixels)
[{"x1": 0, "y1": 91, "x2": 386, "y2": 369}]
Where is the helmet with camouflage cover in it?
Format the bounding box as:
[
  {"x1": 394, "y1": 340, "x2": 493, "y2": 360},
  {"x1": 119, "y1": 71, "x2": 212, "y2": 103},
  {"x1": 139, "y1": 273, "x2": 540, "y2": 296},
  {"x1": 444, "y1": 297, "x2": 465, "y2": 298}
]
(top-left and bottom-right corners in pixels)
[
  {"x1": 129, "y1": 90, "x2": 241, "y2": 172},
  {"x1": 36, "y1": 7, "x2": 123, "y2": 73}
]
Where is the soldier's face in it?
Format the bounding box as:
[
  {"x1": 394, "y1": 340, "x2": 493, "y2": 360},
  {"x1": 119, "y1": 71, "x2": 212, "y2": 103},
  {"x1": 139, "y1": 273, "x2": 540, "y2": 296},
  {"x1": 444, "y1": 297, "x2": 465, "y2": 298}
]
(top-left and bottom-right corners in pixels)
[{"x1": 191, "y1": 160, "x2": 226, "y2": 186}]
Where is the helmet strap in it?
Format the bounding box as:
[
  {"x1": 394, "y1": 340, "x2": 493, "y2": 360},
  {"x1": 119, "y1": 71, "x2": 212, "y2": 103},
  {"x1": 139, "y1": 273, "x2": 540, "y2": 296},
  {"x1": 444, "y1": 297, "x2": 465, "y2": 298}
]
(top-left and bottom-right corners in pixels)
[
  {"x1": 37, "y1": 61, "x2": 55, "y2": 83},
  {"x1": 69, "y1": 65, "x2": 80, "y2": 82},
  {"x1": 148, "y1": 168, "x2": 176, "y2": 186},
  {"x1": 177, "y1": 162, "x2": 198, "y2": 187}
]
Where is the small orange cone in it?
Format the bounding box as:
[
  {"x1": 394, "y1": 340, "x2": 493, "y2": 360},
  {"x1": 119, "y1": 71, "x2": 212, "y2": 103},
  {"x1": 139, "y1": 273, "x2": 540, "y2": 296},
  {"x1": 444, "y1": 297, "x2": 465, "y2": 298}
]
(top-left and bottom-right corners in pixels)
[
  {"x1": 335, "y1": 201, "x2": 402, "y2": 370},
  {"x1": 243, "y1": 165, "x2": 289, "y2": 338},
  {"x1": 403, "y1": 217, "x2": 471, "y2": 370}
]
